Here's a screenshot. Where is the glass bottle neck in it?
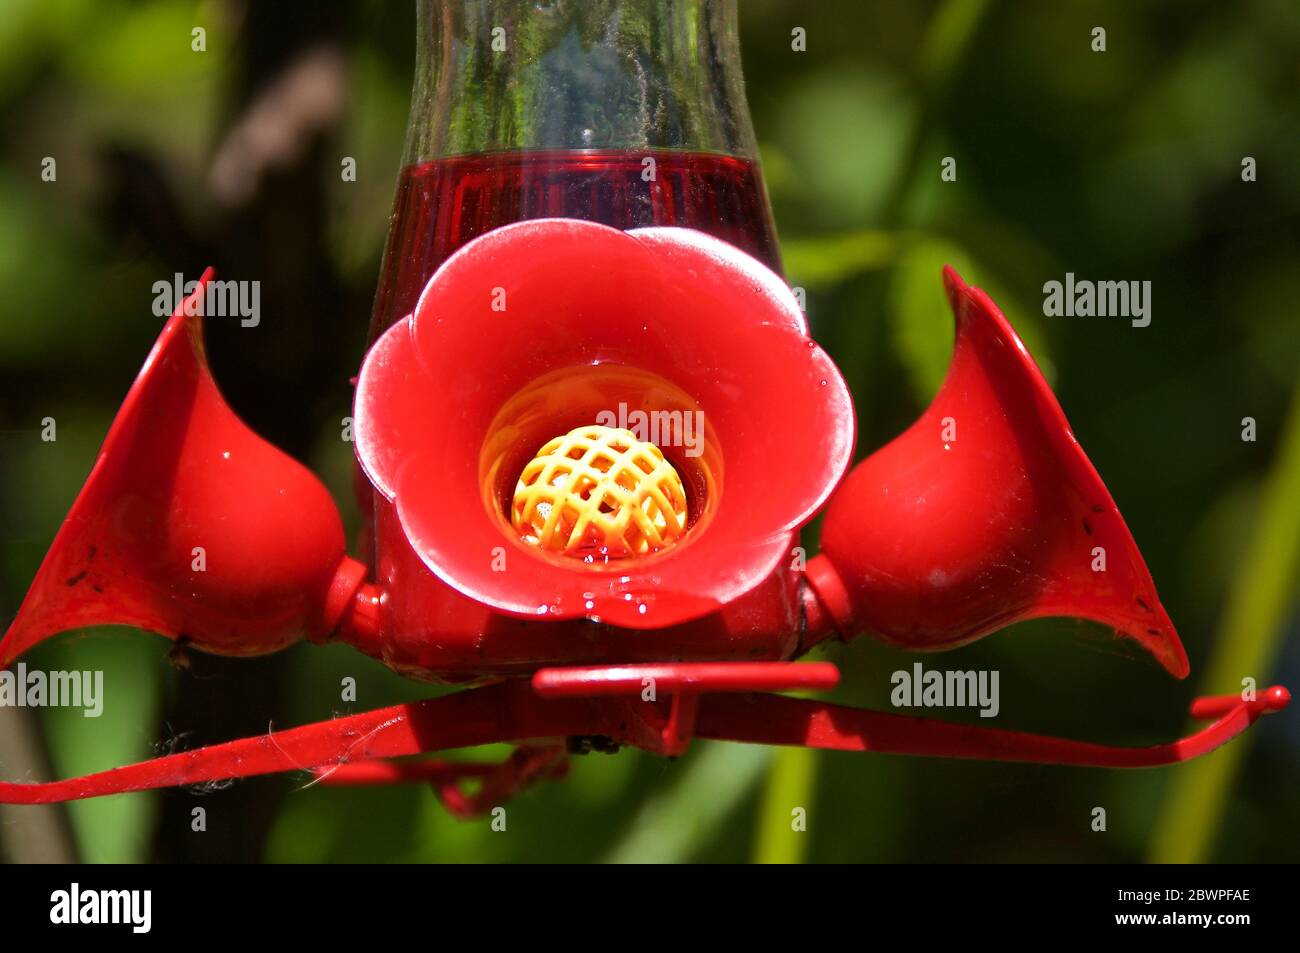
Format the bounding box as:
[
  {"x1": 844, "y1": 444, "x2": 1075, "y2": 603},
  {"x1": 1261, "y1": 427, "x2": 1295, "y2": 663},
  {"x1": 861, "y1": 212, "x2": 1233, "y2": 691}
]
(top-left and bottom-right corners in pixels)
[
  {"x1": 407, "y1": 0, "x2": 759, "y2": 161},
  {"x1": 368, "y1": 0, "x2": 778, "y2": 341}
]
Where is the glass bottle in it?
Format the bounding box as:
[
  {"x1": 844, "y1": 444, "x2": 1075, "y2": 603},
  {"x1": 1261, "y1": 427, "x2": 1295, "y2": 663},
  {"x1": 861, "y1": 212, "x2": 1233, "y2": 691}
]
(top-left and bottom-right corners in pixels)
[{"x1": 369, "y1": 0, "x2": 780, "y2": 341}]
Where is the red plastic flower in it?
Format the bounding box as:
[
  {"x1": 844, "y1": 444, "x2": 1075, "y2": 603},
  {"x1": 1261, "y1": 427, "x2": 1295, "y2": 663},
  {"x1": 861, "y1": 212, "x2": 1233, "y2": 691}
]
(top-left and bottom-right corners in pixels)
[{"x1": 354, "y1": 219, "x2": 855, "y2": 628}]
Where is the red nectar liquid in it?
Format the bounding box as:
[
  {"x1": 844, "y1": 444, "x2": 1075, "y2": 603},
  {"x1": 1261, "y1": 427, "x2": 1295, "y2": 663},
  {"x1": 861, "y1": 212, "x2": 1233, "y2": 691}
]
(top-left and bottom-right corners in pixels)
[{"x1": 369, "y1": 149, "x2": 781, "y2": 339}]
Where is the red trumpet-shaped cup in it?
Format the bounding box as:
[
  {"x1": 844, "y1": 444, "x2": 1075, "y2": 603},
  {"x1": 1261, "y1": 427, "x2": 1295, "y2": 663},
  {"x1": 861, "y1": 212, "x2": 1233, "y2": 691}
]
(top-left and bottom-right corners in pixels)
[
  {"x1": 807, "y1": 266, "x2": 1190, "y2": 678},
  {"x1": 0, "y1": 271, "x2": 360, "y2": 664},
  {"x1": 354, "y1": 219, "x2": 856, "y2": 631}
]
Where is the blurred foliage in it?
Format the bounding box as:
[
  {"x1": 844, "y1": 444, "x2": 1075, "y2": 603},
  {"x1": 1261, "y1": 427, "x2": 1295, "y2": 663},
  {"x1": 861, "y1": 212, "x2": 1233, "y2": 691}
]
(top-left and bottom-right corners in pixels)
[
  {"x1": 0, "y1": 0, "x2": 1297, "y2": 863},
  {"x1": 1152, "y1": 369, "x2": 1300, "y2": 862},
  {"x1": 753, "y1": 745, "x2": 816, "y2": 864}
]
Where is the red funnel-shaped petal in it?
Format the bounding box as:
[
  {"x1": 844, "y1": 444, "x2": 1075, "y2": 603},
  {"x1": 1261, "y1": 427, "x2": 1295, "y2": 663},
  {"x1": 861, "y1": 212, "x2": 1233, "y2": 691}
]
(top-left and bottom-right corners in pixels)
[
  {"x1": 354, "y1": 220, "x2": 853, "y2": 630},
  {"x1": 808, "y1": 266, "x2": 1189, "y2": 678},
  {"x1": 1, "y1": 270, "x2": 357, "y2": 664}
]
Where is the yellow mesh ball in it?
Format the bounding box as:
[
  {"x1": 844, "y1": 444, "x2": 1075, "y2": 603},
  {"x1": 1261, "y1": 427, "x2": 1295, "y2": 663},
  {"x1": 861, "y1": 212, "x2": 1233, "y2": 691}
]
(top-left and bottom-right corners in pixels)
[{"x1": 512, "y1": 425, "x2": 688, "y2": 558}]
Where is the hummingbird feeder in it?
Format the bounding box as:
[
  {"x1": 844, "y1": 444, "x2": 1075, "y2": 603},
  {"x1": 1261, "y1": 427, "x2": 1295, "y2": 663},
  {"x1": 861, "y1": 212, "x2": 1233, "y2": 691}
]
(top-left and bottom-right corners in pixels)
[
  {"x1": 0, "y1": 220, "x2": 1286, "y2": 814},
  {"x1": 0, "y1": 0, "x2": 1288, "y2": 817}
]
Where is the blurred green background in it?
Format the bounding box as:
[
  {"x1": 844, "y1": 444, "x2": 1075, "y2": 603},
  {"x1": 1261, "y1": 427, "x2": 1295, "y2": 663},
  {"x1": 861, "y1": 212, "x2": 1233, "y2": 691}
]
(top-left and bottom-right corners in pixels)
[{"x1": 0, "y1": 0, "x2": 1297, "y2": 863}]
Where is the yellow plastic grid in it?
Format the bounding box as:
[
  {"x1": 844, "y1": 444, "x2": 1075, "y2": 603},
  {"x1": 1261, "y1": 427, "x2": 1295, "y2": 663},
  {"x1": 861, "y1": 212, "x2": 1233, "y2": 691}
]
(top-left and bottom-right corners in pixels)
[{"x1": 511, "y1": 425, "x2": 688, "y2": 558}]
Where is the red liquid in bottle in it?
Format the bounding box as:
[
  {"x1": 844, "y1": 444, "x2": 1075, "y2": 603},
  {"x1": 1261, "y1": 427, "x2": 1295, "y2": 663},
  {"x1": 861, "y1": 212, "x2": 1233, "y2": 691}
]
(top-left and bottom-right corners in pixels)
[{"x1": 369, "y1": 149, "x2": 781, "y2": 339}]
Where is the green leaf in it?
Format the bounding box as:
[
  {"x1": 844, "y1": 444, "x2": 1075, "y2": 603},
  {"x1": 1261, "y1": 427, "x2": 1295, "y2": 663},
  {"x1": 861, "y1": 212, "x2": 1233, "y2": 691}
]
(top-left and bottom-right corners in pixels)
[
  {"x1": 889, "y1": 237, "x2": 1055, "y2": 406},
  {"x1": 39, "y1": 630, "x2": 161, "y2": 863},
  {"x1": 782, "y1": 230, "x2": 900, "y2": 291},
  {"x1": 752, "y1": 746, "x2": 817, "y2": 864},
  {"x1": 918, "y1": 0, "x2": 994, "y2": 87},
  {"x1": 604, "y1": 742, "x2": 771, "y2": 863},
  {"x1": 1150, "y1": 368, "x2": 1300, "y2": 862},
  {"x1": 888, "y1": 236, "x2": 972, "y2": 404}
]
